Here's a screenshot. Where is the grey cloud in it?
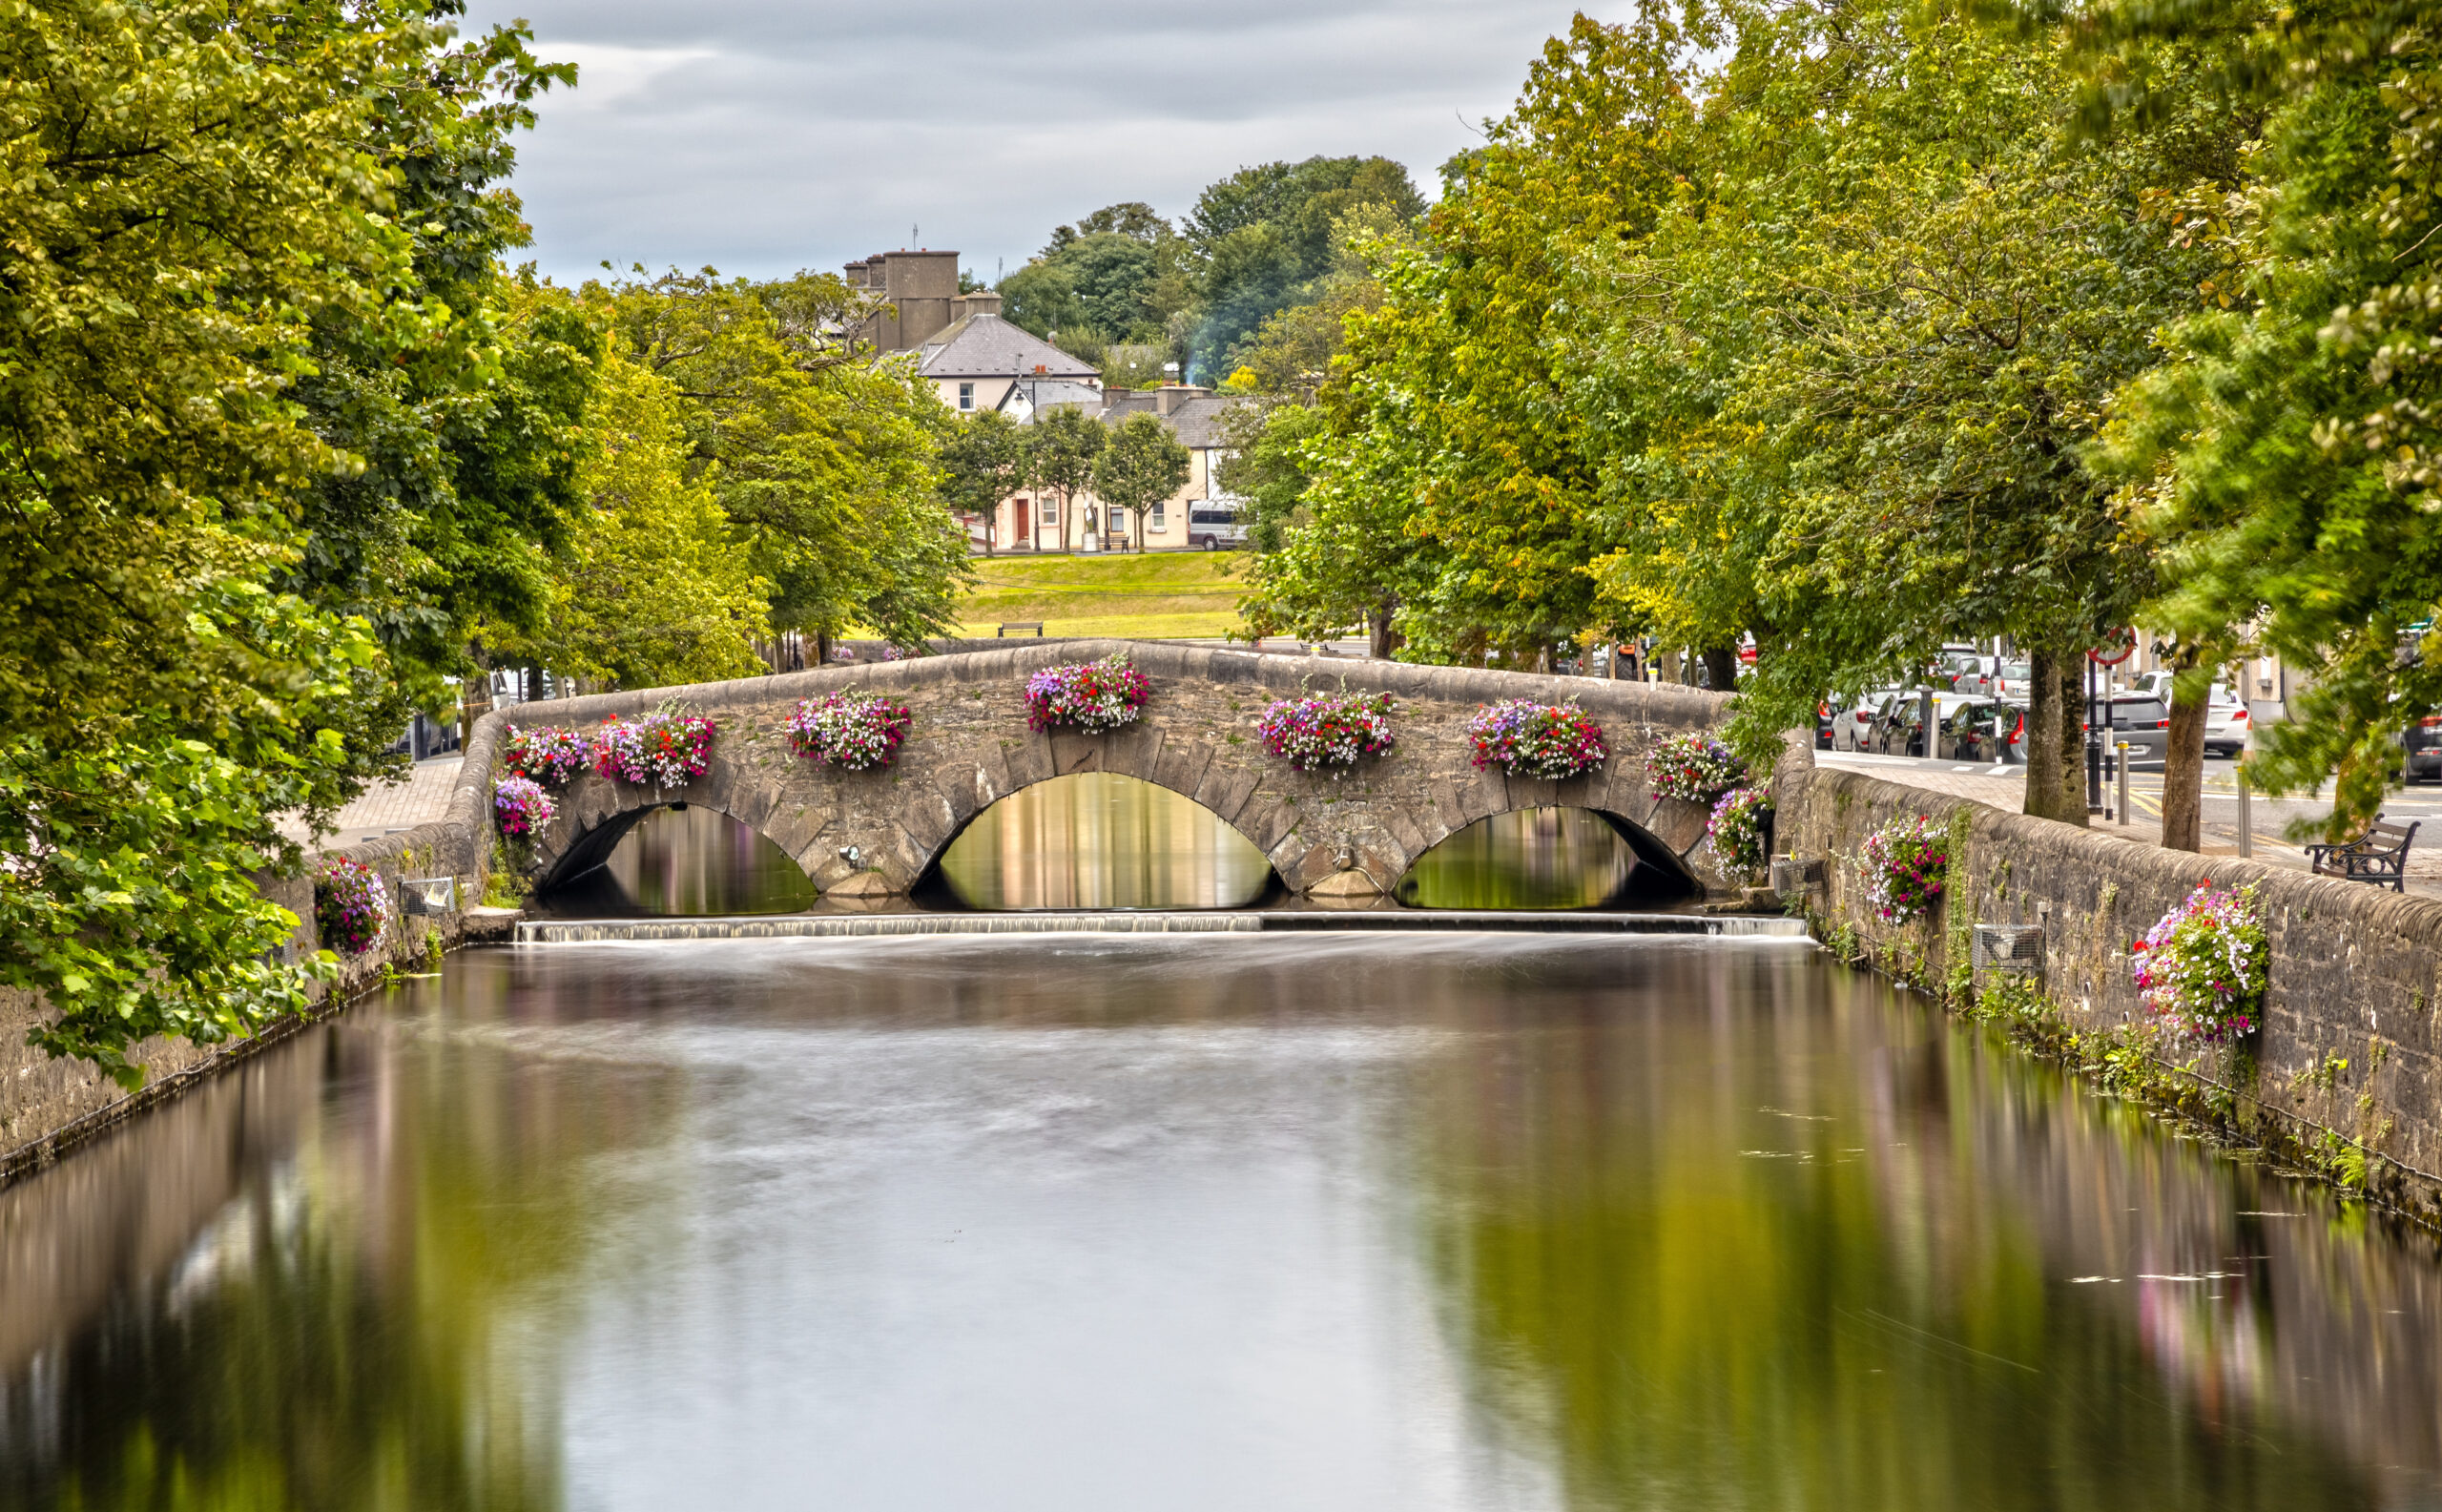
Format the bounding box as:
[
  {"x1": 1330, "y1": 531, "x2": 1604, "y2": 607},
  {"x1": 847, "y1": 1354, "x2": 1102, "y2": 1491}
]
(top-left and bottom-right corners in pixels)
[{"x1": 459, "y1": 0, "x2": 1614, "y2": 282}]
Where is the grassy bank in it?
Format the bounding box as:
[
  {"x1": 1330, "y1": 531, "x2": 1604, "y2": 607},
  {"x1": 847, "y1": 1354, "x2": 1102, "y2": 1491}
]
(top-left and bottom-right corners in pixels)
[{"x1": 951, "y1": 552, "x2": 1250, "y2": 640}]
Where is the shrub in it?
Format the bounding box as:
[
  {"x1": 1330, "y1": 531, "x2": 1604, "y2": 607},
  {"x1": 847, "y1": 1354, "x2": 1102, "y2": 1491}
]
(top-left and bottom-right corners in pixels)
[
  {"x1": 1255, "y1": 692, "x2": 1397, "y2": 772},
  {"x1": 789, "y1": 692, "x2": 913, "y2": 770},
  {"x1": 1466, "y1": 699, "x2": 1608, "y2": 780},
  {"x1": 501, "y1": 724, "x2": 590, "y2": 785},
  {"x1": 1024, "y1": 656, "x2": 1151, "y2": 734},
  {"x1": 1708, "y1": 787, "x2": 1773, "y2": 878},
  {"x1": 493, "y1": 777, "x2": 555, "y2": 838},
  {"x1": 1647, "y1": 732, "x2": 1746, "y2": 805},
  {"x1": 2132, "y1": 880, "x2": 2269, "y2": 1043},
  {"x1": 1858, "y1": 813, "x2": 1948, "y2": 923},
  {"x1": 593, "y1": 711, "x2": 715, "y2": 787},
  {"x1": 314, "y1": 859, "x2": 388, "y2": 957}
]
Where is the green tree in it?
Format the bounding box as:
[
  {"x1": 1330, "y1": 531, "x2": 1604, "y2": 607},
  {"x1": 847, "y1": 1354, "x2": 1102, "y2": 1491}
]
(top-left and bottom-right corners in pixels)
[
  {"x1": 488, "y1": 342, "x2": 767, "y2": 688},
  {"x1": 0, "y1": 0, "x2": 554, "y2": 1079},
  {"x1": 2076, "y1": 0, "x2": 2441, "y2": 836},
  {"x1": 1184, "y1": 155, "x2": 1427, "y2": 378},
  {"x1": 605, "y1": 268, "x2": 970, "y2": 650},
  {"x1": 1090, "y1": 414, "x2": 1191, "y2": 548},
  {"x1": 936, "y1": 410, "x2": 1029, "y2": 555},
  {"x1": 1028, "y1": 404, "x2": 1107, "y2": 553}
]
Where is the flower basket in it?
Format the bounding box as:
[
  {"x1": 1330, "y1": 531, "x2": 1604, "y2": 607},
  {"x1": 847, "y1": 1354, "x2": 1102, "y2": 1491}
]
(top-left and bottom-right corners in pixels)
[
  {"x1": 501, "y1": 724, "x2": 590, "y2": 786},
  {"x1": 2132, "y1": 880, "x2": 2267, "y2": 1042},
  {"x1": 592, "y1": 712, "x2": 715, "y2": 788},
  {"x1": 1648, "y1": 733, "x2": 1747, "y2": 806},
  {"x1": 1466, "y1": 699, "x2": 1608, "y2": 780},
  {"x1": 1858, "y1": 813, "x2": 1948, "y2": 923},
  {"x1": 1024, "y1": 656, "x2": 1150, "y2": 735},
  {"x1": 1708, "y1": 787, "x2": 1773, "y2": 878},
  {"x1": 493, "y1": 777, "x2": 556, "y2": 839},
  {"x1": 314, "y1": 858, "x2": 389, "y2": 957},
  {"x1": 1256, "y1": 692, "x2": 1397, "y2": 772},
  {"x1": 789, "y1": 692, "x2": 912, "y2": 771}
]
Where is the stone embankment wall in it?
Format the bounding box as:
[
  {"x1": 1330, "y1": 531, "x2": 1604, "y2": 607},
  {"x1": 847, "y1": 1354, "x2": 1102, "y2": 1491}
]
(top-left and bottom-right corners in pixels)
[
  {"x1": 0, "y1": 725, "x2": 516, "y2": 1185},
  {"x1": 1776, "y1": 739, "x2": 2442, "y2": 1214}
]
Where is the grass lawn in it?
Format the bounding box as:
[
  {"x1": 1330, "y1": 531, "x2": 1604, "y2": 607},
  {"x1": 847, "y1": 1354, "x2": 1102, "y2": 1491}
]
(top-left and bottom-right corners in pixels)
[{"x1": 951, "y1": 551, "x2": 1252, "y2": 640}]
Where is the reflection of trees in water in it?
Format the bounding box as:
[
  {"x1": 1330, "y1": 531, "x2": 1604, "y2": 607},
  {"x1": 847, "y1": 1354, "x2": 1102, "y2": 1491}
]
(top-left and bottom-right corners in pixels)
[
  {"x1": 550, "y1": 804, "x2": 821, "y2": 918},
  {"x1": 1395, "y1": 807, "x2": 1632, "y2": 909},
  {"x1": 941, "y1": 772, "x2": 1273, "y2": 909},
  {"x1": 0, "y1": 961, "x2": 685, "y2": 1510},
  {"x1": 1409, "y1": 951, "x2": 2389, "y2": 1510}
]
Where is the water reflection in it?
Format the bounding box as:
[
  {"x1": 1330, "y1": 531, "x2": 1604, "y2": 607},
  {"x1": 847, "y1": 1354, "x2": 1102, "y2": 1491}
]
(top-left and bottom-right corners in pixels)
[
  {"x1": 546, "y1": 803, "x2": 819, "y2": 917},
  {"x1": 1395, "y1": 806, "x2": 1640, "y2": 909},
  {"x1": 3, "y1": 941, "x2": 2440, "y2": 1509},
  {"x1": 938, "y1": 772, "x2": 1273, "y2": 910}
]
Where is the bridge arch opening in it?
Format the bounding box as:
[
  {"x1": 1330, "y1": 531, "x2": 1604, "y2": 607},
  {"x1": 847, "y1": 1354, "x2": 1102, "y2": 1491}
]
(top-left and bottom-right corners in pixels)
[
  {"x1": 922, "y1": 772, "x2": 1278, "y2": 911},
  {"x1": 537, "y1": 803, "x2": 820, "y2": 918},
  {"x1": 1395, "y1": 806, "x2": 1697, "y2": 910}
]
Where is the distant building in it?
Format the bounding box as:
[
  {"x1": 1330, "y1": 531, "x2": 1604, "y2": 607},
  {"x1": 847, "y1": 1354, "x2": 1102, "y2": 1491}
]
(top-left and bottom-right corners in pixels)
[
  {"x1": 916, "y1": 292, "x2": 1100, "y2": 415},
  {"x1": 988, "y1": 385, "x2": 1256, "y2": 555},
  {"x1": 844, "y1": 248, "x2": 1246, "y2": 553}
]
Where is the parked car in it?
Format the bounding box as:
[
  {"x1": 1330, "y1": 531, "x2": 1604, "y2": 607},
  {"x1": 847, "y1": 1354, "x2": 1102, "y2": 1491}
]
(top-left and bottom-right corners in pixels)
[
  {"x1": 1941, "y1": 699, "x2": 2027, "y2": 762},
  {"x1": 1956, "y1": 657, "x2": 2033, "y2": 697},
  {"x1": 2097, "y1": 694, "x2": 2171, "y2": 769},
  {"x1": 2407, "y1": 715, "x2": 2442, "y2": 782},
  {"x1": 1832, "y1": 691, "x2": 1900, "y2": 753},
  {"x1": 1186, "y1": 503, "x2": 1246, "y2": 549},
  {"x1": 1816, "y1": 695, "x2": 1844, "y2": 749},
  {"x1": 1873, "y1": 692, "x2": 1977, "y2": 756},
  {"x1": 2203, "y1": 697, "x2": 2250, "y2": 758}
]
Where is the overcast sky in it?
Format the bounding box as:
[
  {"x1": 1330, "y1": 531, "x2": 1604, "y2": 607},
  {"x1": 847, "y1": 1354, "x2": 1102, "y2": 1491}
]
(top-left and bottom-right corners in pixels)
[{"x1": 456, "y1": 1, "x2": 1618, "y2": 285}]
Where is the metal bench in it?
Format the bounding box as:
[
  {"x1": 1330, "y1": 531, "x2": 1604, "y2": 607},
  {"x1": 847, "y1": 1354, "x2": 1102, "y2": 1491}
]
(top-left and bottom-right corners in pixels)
[
  {"x1": 996, "y1": 622, "x2": 1044, "y2": 638},
  {"x1": 2307, "y1": 818, "x2": 2420, "y2": 891}
]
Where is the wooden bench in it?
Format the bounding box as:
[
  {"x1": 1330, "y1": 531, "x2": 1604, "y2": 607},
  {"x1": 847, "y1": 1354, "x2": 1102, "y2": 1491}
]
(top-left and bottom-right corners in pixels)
[
  {"x1": 2307, "y1": 818, "x2": 2420, "y2": 891},
  {"x1": 996, "y1": 622, "x2": 1044, "y2": 637}
]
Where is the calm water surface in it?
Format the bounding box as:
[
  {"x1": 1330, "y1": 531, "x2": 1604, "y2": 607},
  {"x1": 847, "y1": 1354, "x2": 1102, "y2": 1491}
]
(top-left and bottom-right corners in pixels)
[
  {"x1": 545, "y1": 804, "x2": 821, "y2": 917},
  {"x1": 7, "y1": 937, "x2": 2441, "y2": 1510}
]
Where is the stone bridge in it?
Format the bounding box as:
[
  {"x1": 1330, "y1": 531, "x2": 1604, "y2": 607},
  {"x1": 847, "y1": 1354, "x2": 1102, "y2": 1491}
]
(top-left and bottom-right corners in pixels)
[{"x1": 479, "y1": 640, "x2": 1734, "y2": 901}]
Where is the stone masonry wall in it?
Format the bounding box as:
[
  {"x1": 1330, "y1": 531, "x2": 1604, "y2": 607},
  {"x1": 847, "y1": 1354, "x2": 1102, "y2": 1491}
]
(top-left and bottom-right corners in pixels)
[{"x1": 1777, "y1": 738, "x2": 2442, "y2": 1212}]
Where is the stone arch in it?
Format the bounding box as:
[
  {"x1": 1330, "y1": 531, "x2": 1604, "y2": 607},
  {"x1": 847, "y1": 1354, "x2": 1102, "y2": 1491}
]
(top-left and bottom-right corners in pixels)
[
  {"x1": 915, "y1": 769, "x2": 1283, "y2": 908},
  {"x1": 534, "y1": 795, "x2": 812, "y2": 896},
  {"x1": 1392, "y1": 803, "x2": 1702, "y2": 906}
]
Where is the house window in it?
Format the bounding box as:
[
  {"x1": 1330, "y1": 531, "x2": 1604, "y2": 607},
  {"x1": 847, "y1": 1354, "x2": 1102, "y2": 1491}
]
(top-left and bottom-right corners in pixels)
[
  {"x1": 1041, "y1": 499, "x2": 1057, "y2": 526},
  {"x1": 958, "y1": 383, "x2": 975, "y2": 410},
  {"x1": 1149, "y1": 501, "x2": 1167, "y2": 531}
]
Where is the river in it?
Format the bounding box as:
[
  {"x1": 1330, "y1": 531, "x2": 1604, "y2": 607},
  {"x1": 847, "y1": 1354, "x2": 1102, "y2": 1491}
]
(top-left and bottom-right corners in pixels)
[{"x1": 4, "y1": 933, "x2": 2438, "y2": 1509}]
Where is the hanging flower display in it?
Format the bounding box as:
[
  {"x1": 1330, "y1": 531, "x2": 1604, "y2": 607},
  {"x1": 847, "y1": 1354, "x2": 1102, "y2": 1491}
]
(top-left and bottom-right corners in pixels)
[
  {"x1": 1858, "y1": 813, "x2": 1949, "y2": 923},
  {"x1": 2132, "y1": 880, "x2": 2269, "y2": 1042},
  {"x1": 502, "y1": 724, "x2": 590, "y2": 785},
  {"x1": 592, "y1": 711, "x2": 716, "y2": 787},
  {"x1": 314, "y1": 858, "x2": 389, "y2": 957},
  {"x1": 1647, "y1": 733, "x2": 1747, "y2": 806},
  {"x1": 1708, "y1": 787, "x2": 1773, "y2": 878},
  {"x1": 789, "y1": 692, "x2": 913, "y2": 770},
  {"x1": 1024, "y1": 656, "x2": 1151, "y2": 734},
  {"x1": 1466, "y1": 699, "x2": 1609, "y2": 780},
  {"x1": 1255, "y1": 692, "x2": 1397, "y2": 772},
  {"x1": 493, "y1": 777, "x2": 556, "y2": 838}
]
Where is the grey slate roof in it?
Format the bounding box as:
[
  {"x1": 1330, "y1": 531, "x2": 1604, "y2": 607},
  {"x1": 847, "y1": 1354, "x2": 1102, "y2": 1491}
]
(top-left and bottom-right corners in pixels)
[
  {"x1": 917, "y1": 313, "x2": 1098, "y2": 380},
  {"x1": 1094, "y1": 392, "x2": 1254, "y2": 448}
]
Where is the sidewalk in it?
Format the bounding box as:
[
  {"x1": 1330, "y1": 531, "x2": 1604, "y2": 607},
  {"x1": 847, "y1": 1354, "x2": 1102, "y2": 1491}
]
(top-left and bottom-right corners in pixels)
[
  {"x1": 279, "y1": 756, "x2": 463, "y2": 850},
  {"x1": 1814, "y1": 751, "x2": 2442, "y2": 898}
]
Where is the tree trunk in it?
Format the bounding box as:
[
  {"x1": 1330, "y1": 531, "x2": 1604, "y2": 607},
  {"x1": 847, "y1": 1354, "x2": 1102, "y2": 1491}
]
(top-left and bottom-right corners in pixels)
[
  {"x1": 814, "y1": 630, "x2": 833, "y2": 668},
  {"x1": 1657, "y1": 648, "x2": 1682, "y2": 685},
  {"x1": 2159, "y1": 645, "x2": 2208, "y2": 852},
  {"x1": 1368, "y1": 599, "x2": 1402, "y2": 660},
  {"x1": 1701, "y1": 647, "x2": 1739, "y2": 693},
  {"x1": 2023, "y1": 649, "x2": 2089, "y2": 826}
]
